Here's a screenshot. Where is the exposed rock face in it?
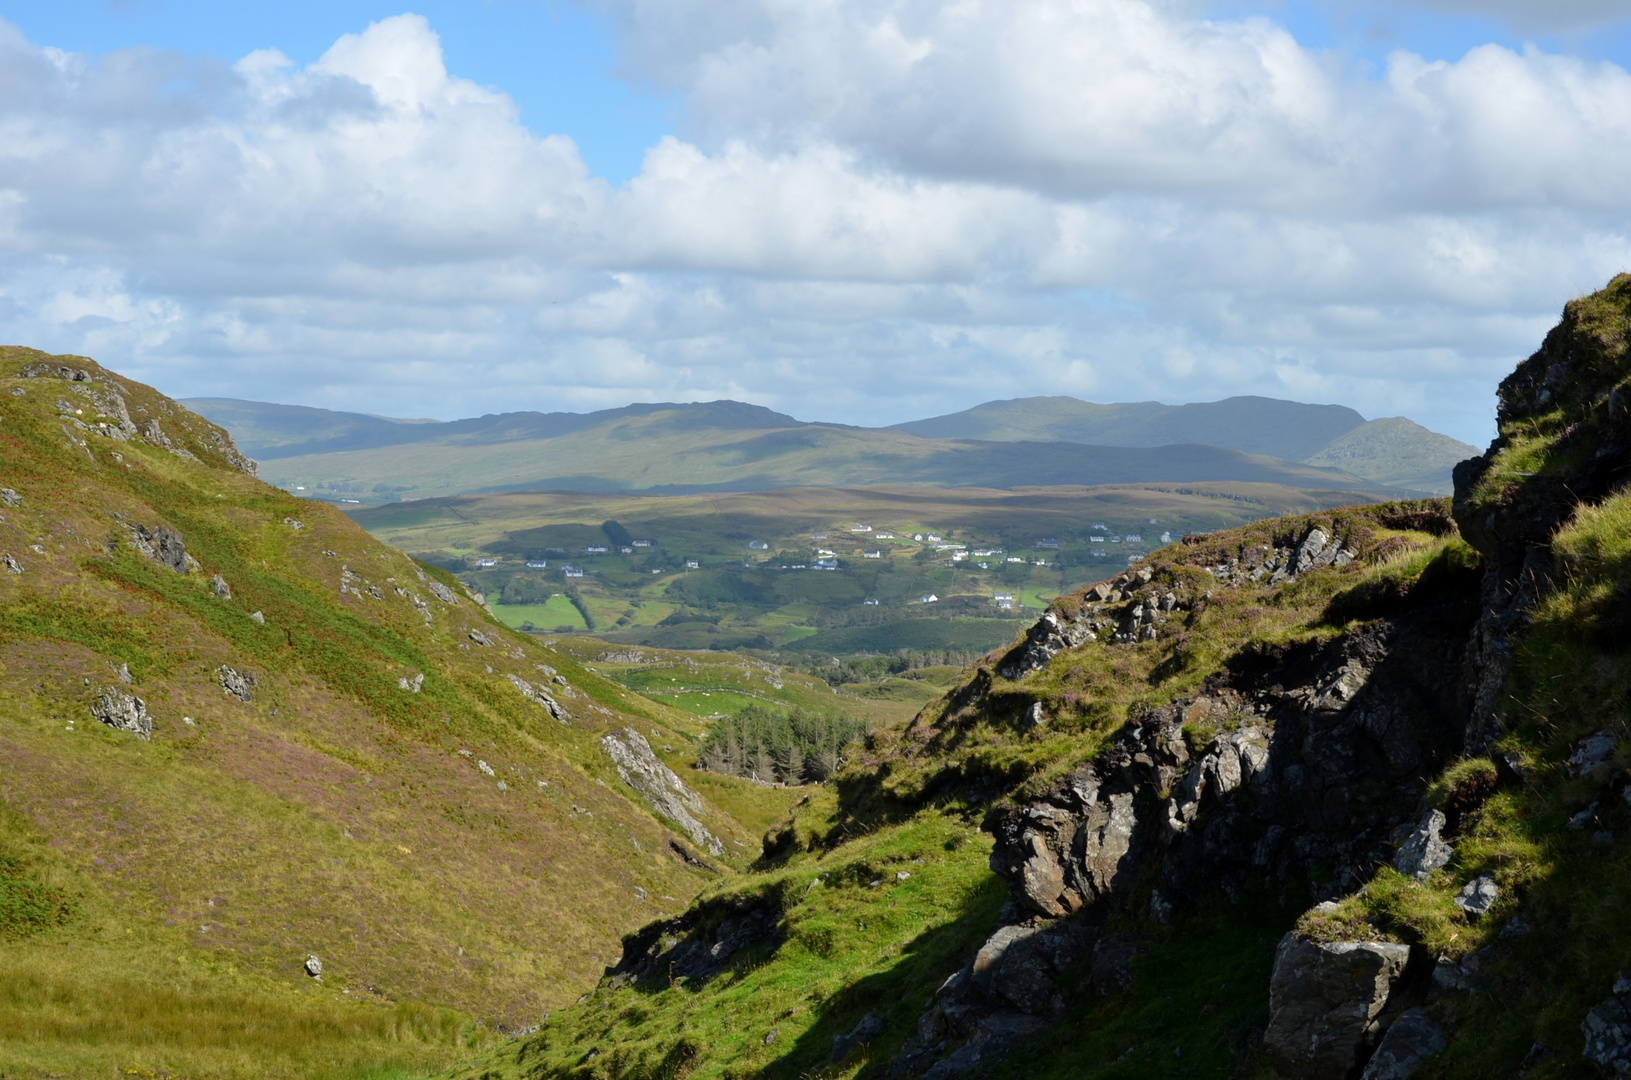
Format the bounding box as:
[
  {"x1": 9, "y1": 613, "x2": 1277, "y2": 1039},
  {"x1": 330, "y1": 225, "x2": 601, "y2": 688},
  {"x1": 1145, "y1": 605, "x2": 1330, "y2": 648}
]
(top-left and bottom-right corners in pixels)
[
  {"x1": 427, "y1": 581, "x2": 457, "y2": 604},
  {"x1": 3, "y1": 553, "x2": 21, "y2": 574},
  {"x1": 217, "y1": 665, "x2": 256, "y2": 701},
  {"x1": 988, "y1": 612, "x2": 1471, "y2": 924},
  {"x1": 91, "y1": 688, "x2": 151, "y2": 739},
  {"x1": 601, "y1": 728, "x2": 723, "y2": 856},
  {"x1": 1358, "y1": 1008, "x2": 1445, "y2": 1080},
  {"x1": 1199, "y1": 525, "x2": 1356, "y2": 588},
  {"x1": 129, "y1": 523, "x2": 190, "y2": 574},
  {"x1": 507, "y1": 674, "x2": 570, "y2": 722},
  {"x1": 609, "y1": 891, "x2": 780, "y2": 986},
  {"x1": 1453, "y1": 277, "x2": 1631, "y2": 752},
  {"x1": 896, "y1": 590, "x2": 1475, "y2": 1079},
  {"x1": 0, "y1": 487, "x2": 20, "y2": 507},
  {"x1": 1393, "y1": 810, "x2": 1453, "y2": 879},
  {"x1": 1263, "y1": 934, "x2": 1413, "y2": 1080},
  {"x1": 468, "y1": 629, "x2": 492, "y2": 647},
  {"x1": 1583, "y1": 976, "x2": 1631, "y2": 1077}
]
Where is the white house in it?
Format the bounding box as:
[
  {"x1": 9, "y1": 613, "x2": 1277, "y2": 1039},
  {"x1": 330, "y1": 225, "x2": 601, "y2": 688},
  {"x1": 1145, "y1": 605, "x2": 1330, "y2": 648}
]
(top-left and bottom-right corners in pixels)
[
  {"x1": 863, "y1": 551, "x2": 882, "y2": 559},
  {"x1": 526, "y1": 559, "x2": 548, "y2": 568},
  {"x1": 918, "y1": 593, "x2": 939, "y2": 603}
]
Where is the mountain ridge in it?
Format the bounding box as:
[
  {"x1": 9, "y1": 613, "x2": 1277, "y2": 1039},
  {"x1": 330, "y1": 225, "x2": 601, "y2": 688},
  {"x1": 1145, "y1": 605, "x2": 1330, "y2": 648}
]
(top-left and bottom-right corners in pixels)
[{"x1": 184, "y1": 393, "x2": 1476, "y2": 500}]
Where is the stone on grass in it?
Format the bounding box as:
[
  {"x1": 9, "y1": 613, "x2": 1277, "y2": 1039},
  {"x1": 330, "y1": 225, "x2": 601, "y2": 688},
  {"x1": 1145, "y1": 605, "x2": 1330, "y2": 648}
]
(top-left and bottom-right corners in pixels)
[
  {"x1": 249, "y1": 610, "x2": 265, "y2": 624},
  {"x1": 601, "y1": 728, "x2": 723, "y2": 855},
  {"x1": 210, "y1": 573, "x2": 231, "y2": 599},
  {"x1": 427, "y1": 581, "x2": 456, "y2": 603},
  {"x1": 1453, "y1": 876, "x2": 1498, "y2": 917},
  {"x1": 304, "y1": 954, "x2": 322, "y2": 979},
  {"x1": 91, "y1": 688, "x2": 151, "y2": 739},
  {"x1": 1394, "y1": 810, "x2": 1453, "y2": 879},
  {"x1": 3, "y1": 553, "x2": 21, "y2": 574},
  {"x1": 0, "y1": 487, "x2": 20, "y2": 507},
  {"x1": 218, "y1": 665, "x2": 256, "y2": 701}
]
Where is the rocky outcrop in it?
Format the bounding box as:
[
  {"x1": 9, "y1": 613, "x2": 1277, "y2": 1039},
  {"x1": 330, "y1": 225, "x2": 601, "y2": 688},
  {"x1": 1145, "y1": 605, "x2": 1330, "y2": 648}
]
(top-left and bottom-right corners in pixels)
[
  {"x1": 1263, "y1": 932, "x2": 1414, "y2": 1079},
  {"x1": 601, "y1": 728, "x2": 723, "y2": 856},
  {"x1": 889, "y1": 579, "x2": 1474, "y2": 1078},
  {"x1": 1199, "y1": 525, "x2": 1356, "y2": 588},
  {"x1": 1392, "y1": 811, "x2": 1452, "y2": 879},
  {"x1": 91, "y1": 687, "x2": 151, "y2": 739},
  {"x1": 129, "y1": 523, "x2": 192, "y2": 574},
  {"x1": 427, "y1": 581, "x2": 457, "y2": 604},
  {"x1": 507, "y1": 674, "x2": 570, "y2": 722},
  {"x1": 1583, "y1": 975, "x2": 1631, "y2": 1077},
  {"x1": 608, "y1": 891, "x2": 781, "y2": 986},
  {"x1": 1357, "y1": 1008, "x2": 1444, "y2": 1079},
  {"x1": 217, "y1": 665, "x2": 256, "y2": 701},
  {"x1": 1452, "y1": 277, "x2": 1631, "y2": 752}
]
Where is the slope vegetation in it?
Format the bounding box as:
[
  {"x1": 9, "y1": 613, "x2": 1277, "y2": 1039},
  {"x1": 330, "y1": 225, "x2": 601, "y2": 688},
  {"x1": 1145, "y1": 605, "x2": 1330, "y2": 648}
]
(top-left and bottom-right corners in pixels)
[
  {"x1": 0, "y1": 349, "x2": 785, "y2": 1078},
  {"x1": 442, "y1": 275, "x2": 1631, "y2": 1080}
]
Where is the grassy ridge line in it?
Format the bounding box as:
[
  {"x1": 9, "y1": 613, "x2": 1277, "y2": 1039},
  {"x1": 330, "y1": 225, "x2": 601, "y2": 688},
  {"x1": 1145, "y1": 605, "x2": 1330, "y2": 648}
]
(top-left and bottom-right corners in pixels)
[{"x1": 0, "y1": 348, "x2": 805, "y2": 1078}]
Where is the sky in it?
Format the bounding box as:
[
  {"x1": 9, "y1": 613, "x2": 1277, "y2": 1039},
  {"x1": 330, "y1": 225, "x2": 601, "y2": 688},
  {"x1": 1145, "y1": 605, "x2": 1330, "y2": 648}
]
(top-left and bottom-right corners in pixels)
[{"x1": 2, "y1": 1, "x2": 1631, "y2": 444}]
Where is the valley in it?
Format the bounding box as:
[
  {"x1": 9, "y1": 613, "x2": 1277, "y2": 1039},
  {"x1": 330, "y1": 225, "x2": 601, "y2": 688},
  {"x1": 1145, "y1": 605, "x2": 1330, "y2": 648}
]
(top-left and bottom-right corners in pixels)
[
  {"x1": 3, "y1": 274, "x2": 1630, "y2": 1080},
  {"x1": 350, "y1": 482, "x2": 1381, "y2": 658}
]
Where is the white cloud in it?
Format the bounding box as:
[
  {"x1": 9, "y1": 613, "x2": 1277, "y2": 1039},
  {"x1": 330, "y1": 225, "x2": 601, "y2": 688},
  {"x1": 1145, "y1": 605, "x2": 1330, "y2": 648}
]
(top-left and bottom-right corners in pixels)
[{"x1": 0, "y1": 8, "x2": 1626, "y2": 445}]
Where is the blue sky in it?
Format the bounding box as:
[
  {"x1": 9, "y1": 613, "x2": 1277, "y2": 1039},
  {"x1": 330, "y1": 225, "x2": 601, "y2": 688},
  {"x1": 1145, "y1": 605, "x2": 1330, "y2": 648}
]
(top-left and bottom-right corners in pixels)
[
  {"x1": 0, "y1": 0, "x2": 1629, "y2": 443},
  {"x1": 0, "y1": 0, "x2": 676, "y2": 182}
]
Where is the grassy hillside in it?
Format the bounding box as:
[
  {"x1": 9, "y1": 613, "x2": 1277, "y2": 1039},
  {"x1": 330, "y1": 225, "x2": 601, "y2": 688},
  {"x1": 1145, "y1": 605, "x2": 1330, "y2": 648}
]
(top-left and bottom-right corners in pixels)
[
  {"x1": 0, "y1": 348, "x2": 807, "y2": 1078},
  {"x1": 351, "y1": 483, "x2": 1383, "y2": 656},
  {"x1": 892, "y1": 394, "x2": 1368, "y2": 460},
  {"x1": 249, "y1": 421, "x2": 1378, "y2": 504},
  {"x1": 900, "y1": 397, "x2": 1476, "y2": 494},
  {"x1": 1302, "y1": 415, "x2": 1478, "y2": 493},
  {"x1": 439, "y1": 498, "x2": 1463, "y2": 1080}
]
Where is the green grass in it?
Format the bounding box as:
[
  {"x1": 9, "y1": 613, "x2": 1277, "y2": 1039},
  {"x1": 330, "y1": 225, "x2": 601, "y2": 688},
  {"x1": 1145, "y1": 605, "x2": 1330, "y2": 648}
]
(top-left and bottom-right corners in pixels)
[
  {"x1": 442, "y1": 807, "x2": 1007, "y2": 1080},
  {"x1": 493, "y1": 596, "x2": 590, "y2": 632}
]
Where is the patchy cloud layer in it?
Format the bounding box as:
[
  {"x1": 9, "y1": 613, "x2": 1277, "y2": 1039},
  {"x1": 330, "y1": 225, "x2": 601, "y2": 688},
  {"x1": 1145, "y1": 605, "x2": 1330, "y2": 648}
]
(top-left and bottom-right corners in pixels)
[{"x1": 0, "y1": 6, "x2": 1628, "y2": 442}]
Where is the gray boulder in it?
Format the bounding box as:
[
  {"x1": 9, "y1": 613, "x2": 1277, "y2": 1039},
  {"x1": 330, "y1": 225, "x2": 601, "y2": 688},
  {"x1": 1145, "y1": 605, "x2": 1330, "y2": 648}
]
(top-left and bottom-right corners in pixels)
[
  {"x1": 427, "y1": 581, "x2": 456, "y2": 604},
  {"x1": 1453, "y1": 875, "x2": 1498, "y2": 917},
  {"x1": 1570, "y1": 731, "x2": 1619, "y2": 779},
  {"x1": 218, "y1": 665, "x2": 256, "y2": 701},
  {"x1": 3, "y1": 552, "x2": 21, "y2": 574},
  {"x1": 210, "y1": 573, "x2": 231, "y2": 599},
  {"x1": 832, "y1": 1013, "x2": 885, "y2": 1062},
  {"x1": 1393, "y1": 810, "x2": 1453, "y2": 879},
  {"x1": 601, "y1": 728, "x2": 723, "y2": 855},
  {"x1": 249, "y1": 610, "x2": 265, "y2": 624},
  {"x1": 0, "y1": 487, "x2": 20, "y2": 507},
  {"x1": 1583, "y1": 975, "x2": 1631, "y2": 1077},
  {"x1": 1359, "y1": 1009, "x2": 1445, "y2": 1080},
  {"x1": 468, "y1": 628, "x2": 492, "y2": 646},
  {"x1": 304, "y1": 954, "x2": 322, "y2": 979},
  {"x1": 131, "y1": 523, "x2": 190, "y2": 574},
  {"x1": 1264, "y1": 933, "x2": 1412, "y2": 1080},
  {"x1": 970, "y1": 922, "x2": 1092, "y2": 1014},
  {"x1": 91, "y1": 688, "x2": 151, "y2": 739}
]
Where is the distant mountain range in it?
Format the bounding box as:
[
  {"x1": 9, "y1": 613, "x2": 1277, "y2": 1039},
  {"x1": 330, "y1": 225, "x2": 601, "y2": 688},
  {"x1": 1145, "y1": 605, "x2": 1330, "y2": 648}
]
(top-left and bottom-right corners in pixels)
[{"x1": 183, "y1": 394, "x2": 1478, "y2": 503}]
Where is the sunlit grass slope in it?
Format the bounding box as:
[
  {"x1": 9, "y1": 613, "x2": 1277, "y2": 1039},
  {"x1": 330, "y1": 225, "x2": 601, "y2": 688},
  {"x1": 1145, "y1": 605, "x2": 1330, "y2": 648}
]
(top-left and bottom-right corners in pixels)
[{"x1": 0, "y1": 348, "x2": 781, "y2": 1078}]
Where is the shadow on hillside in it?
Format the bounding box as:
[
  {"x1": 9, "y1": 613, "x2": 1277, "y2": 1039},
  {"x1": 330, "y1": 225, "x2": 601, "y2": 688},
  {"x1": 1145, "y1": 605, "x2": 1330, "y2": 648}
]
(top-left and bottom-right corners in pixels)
[{"x1": 761, "y1": 877, "x2": 1008, "y2": 1080}]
